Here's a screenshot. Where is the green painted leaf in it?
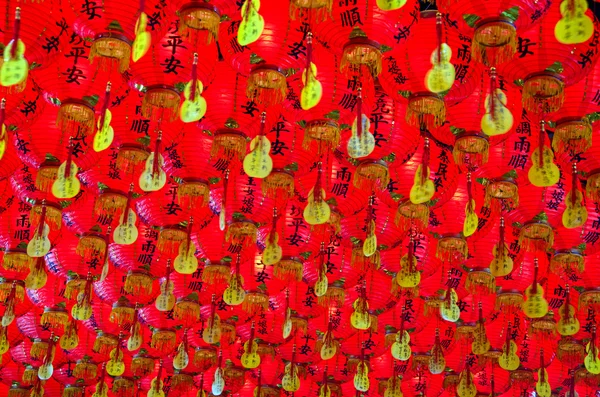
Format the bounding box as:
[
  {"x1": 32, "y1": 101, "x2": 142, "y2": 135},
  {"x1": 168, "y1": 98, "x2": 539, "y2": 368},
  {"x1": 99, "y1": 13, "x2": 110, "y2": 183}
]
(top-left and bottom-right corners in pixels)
[
  {"x1": 380, "y1": 44, "x2": 393, "y2": 53},
  {"x1": 59, "y1": 200, "x2": 72, "y2": 209},
  {"x1": 45, "y1": 153, "x2": 60, "y2": 162},
  {"x1": 340, "y1": 123, "x2": 351, "y2": 130},
  {"x1": 585, "y1": 112, "x2": 600, "y2": 123},
  {"x1": 533, "y1": 212, "x2": 548, "y2": 222},
  {"x1": 450, "y1": 126, "x2": 465, "y2": 136},
  {"x1": 576, "y1": 243, "x2": 586, "y2": 251},
  {"x1": 382, "y1": 152, "x2": 396, "y2": 163},
  {"x1": 325, "y1": 197, "x2": 338, "y2": 206},
  {"x1": 249, "y1": 53, "x2": 264, "y2": 64},
  {"x1": 203, "y1": 129, "x2": 213, "y2": 136},
  {"x1": 7, "y1": 125, "x2": 17, "y2": 131},
  {"x1": 296, "y1": 120, "x2": 307, "y2": 128},
  {"x1": 545, "y1": 61, "x2": 563, "y2": 74},
  {"x1": 398, "y1": 90, "x2": 411, "y2": 98},
  {"x1": 350, "y1": 236, "x2": 361, "y2": 246},
  {"x1": 136, "y1": 136, "x2": 151, "y2": 146},
  {"x1": 324, "y1": 110, "x2": 340, "y2": 121},
  {"x1": 29, "y1": 62, "x2": 41, "y2": 70},
  {"x1": 378, "y1": 244, "x2": 388, "y2": 250},
  {"x1": 90, "y1": 225, "x2": 102, "y2": 233},
  {"x1": 284, "y1": 162, "x2": 298, "y2": 172},
  {"x1": 108, "y1": 20, "x2": 124, "y2": 32},
  {"x1": 512, "y1": 222, "x2": 522, "y2": 228},
  {"x1": 56, "y1": 302, "x2": 67, "y2": 309},
  {"x1": 132, "y1": 192, "x2": 143, "y2": 198},
  {"x1": 475, "y1": 177, "x2": 488, "y2": 185},
  {"x1": 390, "y1": 192, "x2": 403, "y2": 201},
  {"x1": 232, "y1": 211, "x2": 245, "y2": 220},
  {"x1": 299, "y1": 251, "x2": 311, "y2": 260},
  {"x1": 174, "y1": 82, "x2": 186, "y2": 92},
  {"x1": 513, "y1": 79, "x2": 524, "y2": 87},
  {"x1": 500, "y1": 6, "x2": 520, "y2": 23},
  {"x1": 225, "y1": 118, "x2": 239, "y2": 129},
  {"x1": 98, "y1": 182, "x2": 109, "y2": 191},
  {"x1": 208, "y1": 177, "x2": 221, "y2": 184},
  {"x1": 222, "y1": 256, "x2": 232, "y2": 262},
  {"x1": 463, "y1": 13, "x2": 481, "y2": 28},
  {"x1": 82, "y1": 94, "x2": 100, "y2": 107},
  {"x1": 502, "y1": 169, "x2": 518, "y2": 179}
]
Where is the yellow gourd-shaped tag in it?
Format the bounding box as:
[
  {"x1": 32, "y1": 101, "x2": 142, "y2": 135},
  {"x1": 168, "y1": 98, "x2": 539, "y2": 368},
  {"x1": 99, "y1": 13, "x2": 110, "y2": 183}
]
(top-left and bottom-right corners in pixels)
[
  {"x1": 528, "y1": 147, "x2": 560, "y2": 187},
  {"x1": 94, "y1": 109, "x2": 114, "y2": 152},
  {"x1": 282, "y1": 308, "x2": 292, "y2": 339},
  {"x1": 498, "y1": 340, "x2": 520, "y2": 371},
  {"x1": 490, "y1": 242, "x2": 513, "y2": 277},
  {"x1": 155, "y1": 280, "x2": 175, "y2": 311},
  {"x1": 262, "y1": 233, "x2": 282, "y2": 265},
  {"x1": 377, "y1": 0, "x2": 408, "y2": 11},
  {"x1": 457, "y1": 370, "x2": 476, "y2": 397},
  {"x1": 391, "y1": 331, "x2": 411, "y2": 361},
  {"x1": 0, "y1": 39, "x2": 28, "y2": 88},
  {"x1": 71, "y1": 299, "x2": 92, "y2": 321},
  {"x1": 363, "y1": 221, "x2": 377, "y2": 257},
  {"x1": 320, "y1": 335, "x2": 336, "y2": 360},
  {"x1": 562, "y1": 190, "x2": 588, "y2": 229},
  {"x1": 463, "y1": 199, "x2": 478, "y2": 237},
  {"x1": 243, "y1": 135, "x2": 273, "y2": 178},
  {"x1": 584, "y1": 341, "x2": 600, "y2": 374},
  {"x1": 425, "y1": 62, "x2": 455, "y2": 93},
  {"x1": 536, "y1": 368, "x2": 551, "y2": 397},
  {"x1": 173, "y1": 342, "x2": 190, "y2": 370},
  {"x1": 319, "y1": 385, "x2": 331, "y2": 397},
  {"x1": 347, "y1": 114, "x2": 375, "y2": 159},
  {"x1": 127, "y1": 322, "x2": 142, "y2": 351},
  {"x1": 354, "y1": 362, "x2": 370, "y2": 392},
  {"x1": 238, "y1": 0, "x2": 264, "y2": 46},
  {"x1": 174, "y1": 241, "x2": 198, "y2": 275},
  {"x1": 555, "y1": 0, "x2": 594, "y2": 44},
  {"x1": 301, "y1": 62, "x2": 322, "y2": 110},
  {"x1": 410, "y1": 165, "x2": 434, "y2": 204},
  {"x1": 212, "y1": 368, "x2": 225, "y2": 396},
  {"x1": 132, "y1": 12, "x2": 151, "y2": 62},
  {"x1": 439, "y1": 289, "x2": 460, "y2": 322},
  {"x1": 60, "y1": 331, "x2": 79, "y2": 350},
  {"x1": 314, "y1": 273, "x2": 328, "y2": 297},
  {"x1": 52, "y1": 161, "x2": 81, "y2": 199},
  {"x1": 396, "y1": 253, "x2": 420, "y2": 288},
  {"x1": 428, "y1": 349, "x2": 445, "y2": 374},
  {"x1": 303, "y1": 188, "x2": 331, "y2": 225},
  {"x1": 223, "y1": 275, "x2": 246, "y2": 306},
  {"x1": 282, "y1": 363, "x2": 301, "y2": 392},
  {"x1": 384, "y1": 378, "x2": 403, "y2": 397},
  {"x1": 38, "y1": 363, "x2": 54, "y2": 380},
  {"x1": 106, "y1": 349, "x2": 125, "y2": 376},
  {"x1": 203, "y1": 314, "x2": 222, "y2": 344},
  {"x1": 0, "y1": 124, "x2": 6, "y2": 161},
  {"x1": 0, "y1": 331, "x2": 9, "y2": 355}
]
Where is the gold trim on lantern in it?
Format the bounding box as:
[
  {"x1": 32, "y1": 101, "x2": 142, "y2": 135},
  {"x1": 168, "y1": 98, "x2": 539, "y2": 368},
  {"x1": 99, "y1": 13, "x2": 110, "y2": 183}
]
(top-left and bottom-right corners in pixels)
[
  {"x1": 131, "y1": 355, "x2": 155, "y2": 377},
  {"x1": 406, "y1": 92, "x2": 446, "y2": 130},
  {"x1": 2, "y1": 248, "x2": 33, "y2": 272},
  {"x1": 579, "y1": 289, "x2": 600, "y2": 308},
  {"x1": 124, "y1": 270, "x2": 154, "y2": 296},
  {"x1": 395, "y1": 200, "x2": 429, "y2": 232},
  {"x1": 495, "y1": 290, "x2": 523, "y2": 311},
  {"x1": 522, "y1": 72, "x2": 565, "y2": 114},
  {"x1": 112, "y1": 378, "x2": 136, "y2": 397},
  {"x1": 29, "y1": 339, "x2": 50, "y2": 361},
  {"x1": 194, "y1": 347, "x2": 217, "y2": 370},
  {"x1": 221, "y1": 321, "x2": 237, "y2": 344},
  {"x1": 36, "y1": 161, "x2": 60, "y2": 192},
  {"x1": 518, "y1": 220, "x2": 554, "y2": 253},
  {"x1": 290, "y1": 315, "x2": 308, "y2": 335},
  {"x1": 353, "y1": 160, "x2": 390, "y2": 191},
  {"x1": 211, "y1": 128, "x2": 248, "y2": 161},
  {"x1": 73, "y1": 360, "x2": 97, "y2": 380},
  {"x1": 351, "y1": 247, "x2": 380, "y2": 272},
  {"x1": 254, "y1": 385, "x2": 280, "y2": 397},
  {"x1": 302, "y1": 119, "x2": 340, "y2": 151},
  {"x1": 0, "y1": 56, "x2": 26, "y2": 93},
  {"x1": 329, "y1": 209, "x2": 342, "y2": 235},
  {"x1": 76, "y1": 232, "x2": 107, "y2": 260},
  {"x1": 550, "y1": 249, "x2": 584, "y2": 275},
  {"x1": 110, "y1": 299, "x2": 135, "y2": 326},
  {"x1": 455, "y1": 323, "x2": 475, "y2": 342},
  {"x1": 202, "y1": 260, "x2": 231, "y2": 285},
  {"x1": 423, "y1": 297, "x2": 442, "y2": 316},
  {"x1": 552, "y1": 117, "x2": 592, "y2": 154},
  {"x1": 56, "y1": 99, "x2": 95, "y2": 132},
  {"x1": 93, "y1": 332, "x2": 118, "y2": 355},
  {"x1": 318, "y1": 284, "x2": 346, "y2": 307},
  {"x1": 174, "y1": 298, "x2": 201, "y2": 325},
  {"x1": 142, "y1": 85, "x2": 181, "y2": 121},
  {"x1": 465, "y1": 268, "x2": 495, "y2": 295},
  {"x1": 0, "y1": 279, "x2": 25, "y2": 302},
  {"x1": 171, "y1": 373, "x2": 195, "y2": 393},
  {"x1": 158, "y1": 225, "x2": 188, "y2": 254},
  {"x1": 340, "y1": 32, "x2": 382, "y2": 77},
  {"x1": 262, "y1": 170, "x2": 295, "y2": 200},
  {"x1": 411, "y1": 354, "x2": 429, "y2": 370},
  {"x1": 257, "y1": 343, "x2": 275, "y2": 358},
  {"x1": 289, "y1": 0, "x2": 332, "y2": 21},
  {"x1": 89, "y1": 33, "x2": 132, "y2": 73},
  {"x1": 65, "y1": 276, "x2": 87, "y2": 300},
  {"x1": 453, "y1": 132, "x2": 489, "y2": 168},
  {"x1": 62, "y1": 385, "x2": 84, "y2": 397},
  {"x1": 530, "y1": 314, "x2": 556, "y2": 336},
  {"x1": 442, "y1": 374, "x2": 460, "y2": 390},
  {"x1": 116, "y1": 144, "x2": 150, "y2": 173},
  {"x1": 472, "y1": 18, "x2": 517, "y2": 66},
  {"x1": 178, "y1": 3, "x2": 220, "y2": 42},
  {"x1": 436, "y1": 235, "x2": 468, "y2": 263},
  {"x1": 586, "y1": 169, "x2": 600, "y2": 202},
  {"x1": 484, "y1": 178, "x2": 519, "y2": 210},
  {"x1": 151, "y1": 328, "x2": 177, "y2": 353},
  {"x1": 557, "y1": 337, "x2": 585, "y2": 363},
  {"x1": 223, "y1": 366, "x2": 246, "y2": 392},
  {"x1": 242, "y1": 290, "x2": 269, "y2": 313},
  {"x1": 22, "y1": 367, "x2": 37, "y2": 385},
  {"x1": 41, "y1": 307, "x2": 69, "y2": 330},
  {"x1": 274, "y1": 257, "x2": 304, "y2": 282},
  {"x1": 510, "y1": 369, "x2": 534, "y2": 388},
  {"x1": 30, "y1": 201, "x2": 62, "y2": 230},
  {"x1": 226, "y1": 220, "x2": 258, "y2": 247},
  {"x1": 246, "y1": 65, "x2": 288, "y2": 107},
  {"x1": 94, "y1": 189, "x2": 128, "y2": 219},
  {"x1": 178, "y1": 178, "x2": 210, "y2": 209}
]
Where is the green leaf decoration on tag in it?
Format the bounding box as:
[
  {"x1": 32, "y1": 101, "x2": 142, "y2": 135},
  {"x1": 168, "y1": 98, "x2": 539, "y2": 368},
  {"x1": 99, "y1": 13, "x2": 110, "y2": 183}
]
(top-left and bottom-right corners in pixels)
[
  {"x1": 390, "y1": 192, "x2": 403, "y2": 201},
  {"x1": 463, "y1": 14, "x2": 481, "y2": 28},
  {"x1": 398, "y1": 90, "x2": 411, "y2": 98},
  {"x1": 90, "y1": 225, "x2": 102, "y2": 233},
  {"x1": 174, "y1": 82, "x2": 186, "y2": 92},
  {"x1": 284, "y1": 162, "x2": 298, "y2": 172},
  {"x1": 208, "y1": 177, "x2": 221, "y2": 184},
  {"x1": 299, "y1": 251, "x2": 312, "y2": 260},
  {"x1": 533, "y1": 212, "x2": 548, "y2": 222},
  {"x1": 136, "y1": 136, "x2": 151, "y2": 146},
  {"x1": 500, "y1": 6, "x2": 520, "y2": 22},
  {"x1": 382, "y1": 152, "x2": 396, "y2": 163},
  {"x1": 82, "y1": 94, "x2": 100, "y2": 107},
  {"x1": 585, "y1": 112, "x2": 600, "y2": 123},
  {"x1": 250, "y1": 53, "x2": 264, "y2": 64},
  {"x1": 45, "y1": 153, "x2": 60, "y2": 163},
  {"x1": 450, "y1": 126, "x2": 465, "y2": 136},
  {"x1": 108, "y1": 20, "x2": 124, "y2": 32},
  {"x1": 545, "y1": 61, "x2": 563, "y2": 74},
  {"x1": 325, "y1": 197, "x2": 338, "y2": 206},
  {"x1": 324, "y1": 110, "x2": 340, "y2": 121},
  {"x1": 98, "y1": 182, "x2": 109, "y2": 191},
  {"x1": 225, "y1": 118, "x2": 239, "y2": 129}
]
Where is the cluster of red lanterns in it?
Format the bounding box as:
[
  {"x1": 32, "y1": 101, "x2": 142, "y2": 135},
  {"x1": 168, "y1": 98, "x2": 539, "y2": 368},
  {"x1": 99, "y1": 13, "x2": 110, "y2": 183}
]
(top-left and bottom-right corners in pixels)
[{"x1": 0, "y1": 0, "x2": 600, "y2": 397}]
